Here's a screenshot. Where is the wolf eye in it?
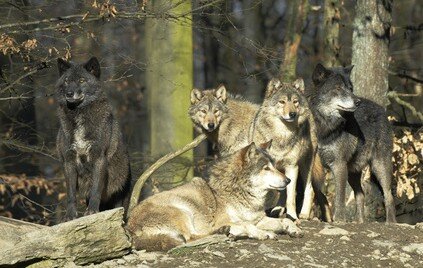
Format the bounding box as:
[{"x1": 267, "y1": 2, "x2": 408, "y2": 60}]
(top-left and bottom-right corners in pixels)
[
  {"x1": 79, "y1": 78, "x2": 85, "y2": 84},
  {"x1": 279, "y1": 100, "x2": 285, "y2": 105},
  {"x1": 200, "y1": 109, "x2": 207, "y2": 114},
  {"x1": 214, "y1": 110, "x2": 219, "y2": 114},
  {"x1": 293, "y1": 100, "x2": 299, "y2": 104},
  {"x1": 263, "y1": 165, "x2": 271, "y2": 171}
]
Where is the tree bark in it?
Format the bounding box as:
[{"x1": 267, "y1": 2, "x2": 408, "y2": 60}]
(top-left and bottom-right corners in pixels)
[
  {"x1": 351, "y1": 0, "x2": 392, "y2": 106},
  {"x1": 0, "y1": 208, "x2": 131, "y2": 266},
  {"x1": 279, "y1": 0, "x2": 309, "y2": 82},
  {"x1": 242, "y1": 0, "x2": 264, "y2": 102},
  {"x1": 322, "y1": 0, "x2": 341, "y2": 67},
  {"x1": 145, "y1": 1, "x2": 194, "y2": 184}
]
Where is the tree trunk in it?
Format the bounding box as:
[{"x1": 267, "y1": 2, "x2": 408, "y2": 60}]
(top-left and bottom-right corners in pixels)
[
  {"x1": 0, "y1": 208, "x2": 131, "y2": 266},
  {"x1": 351, "y1": 0, "x2": 392, "y2": 106},
  {"x1": 279, "y1": 0, "x2": 309, "y2": 82},
  {"x1": 242, "y1": 0, "x2": 264, "y2": 102},
  {"x1": 145, "y1": 1, "x2": 194, "y2": 185},
  {"x1": 322, "y1": 0, "x2": 341, "y2": 67}
]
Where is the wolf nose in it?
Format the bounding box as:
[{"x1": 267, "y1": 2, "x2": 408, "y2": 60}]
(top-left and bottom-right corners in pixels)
[
  {"x1": 66, "y1": 91, "x2": 73, "y2": 98},
  {"x1": 354, "y1": 99, "x2": 361, "y2": 106},
  {"x1": 286, "y1": 178, "x2": 291, "y2": 185},
  {"x1": 289, "y1": 112, "x2": 297, "y2": 118},
  {"x1": 207, "y1": 123, "x2": 215, "y2": 129}
]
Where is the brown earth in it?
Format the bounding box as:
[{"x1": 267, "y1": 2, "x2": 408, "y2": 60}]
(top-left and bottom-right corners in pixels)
[{"x1": 92, "y1": 220, "x2": 423, "y2": 268}]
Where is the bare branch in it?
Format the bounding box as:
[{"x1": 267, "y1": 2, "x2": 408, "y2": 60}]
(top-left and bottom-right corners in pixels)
[{"x1": 387, "y1": 91, "x2": 423, "y2": 122}]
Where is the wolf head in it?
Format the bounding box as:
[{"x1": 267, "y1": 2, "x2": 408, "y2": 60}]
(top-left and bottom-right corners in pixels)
[
  {"x1": 262, "y1": 78, "x2": 308, "y2": 123},
  {"x1": 56, "y1": 57, "x2": 103, "y2": 110},
  {"x1": 210, "y1": 141, "x2": 290, "y2": 195},
  {"x1": 238, "y1": 141, "x2": 291, "y2": 192},
  {"x1": 311, "y1": 63, "x2": 361, "y2": 117},
  {"x1": 188, "y1": 85, "x2": 228, "y2": 133}
]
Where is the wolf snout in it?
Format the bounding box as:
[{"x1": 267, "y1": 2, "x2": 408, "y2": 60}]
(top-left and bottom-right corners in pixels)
[
  {"x1": 288, "y1": 112, "x2": 297, "y2": 119},
  {"x1": 207, "y1": 123, "x2": 215, "y2": 130},
  {"x1": 285, "y1": 177, "x2": 291, "y2": 185}
]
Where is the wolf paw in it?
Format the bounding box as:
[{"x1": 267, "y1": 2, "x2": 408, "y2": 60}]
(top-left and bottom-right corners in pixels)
[
  {"x1": 64, "y1": 209, "x2": 78, "y2": 222},
  {"x1": 255, "y1": 230, "x2": 277, "y2": 240},
  {"x1": 281, "y1": 218, "x2": 304, "y2": 238},
  {"x1": 84, "y1": 208, "x2": 99, "y2": 216},
  {"x1": 299, "y1": 213, "x2": 310, "y2": 221}
]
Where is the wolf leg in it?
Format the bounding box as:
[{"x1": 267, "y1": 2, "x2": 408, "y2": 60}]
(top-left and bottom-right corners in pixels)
[
  {"x1": 371, "y1": 157, "x2": 397, "y2": 223},
  {"x1": 85, "y1": 156, "x2": 107, "y2": 215},
  {"x1": 256, "y1": 217, "x2": 303, "y2": 237},
  {"x1": 299, "y1": 178, "x2": 314, "y2": 220},
  {"x1": 347, "y1": 172, "x2": 365, "y2": 223},
  {"x1": 285, "y1": 165, "x2": 299, "y2": 220},
  {"x1": 330, "y1": 162, "x2": 348, "y2": 222},
  {"x1": 64, "y1": 151, "x2": 78, "y2": 221},
  {"x1": 229, "y1": 223, "x2": 276, "y2": 240}
]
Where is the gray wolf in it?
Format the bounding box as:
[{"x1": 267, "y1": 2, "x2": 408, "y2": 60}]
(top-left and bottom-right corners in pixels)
[
  {"x1": 56, "y1": 57, "x2": 132, "y2": 220},
  {"x1": 188, "y1": 85, "x2": 259, "y2": 155},
  {"x1": 126, "y1": 142, "x2": 303, "y2": 251},
  {"x1": 309, "y1": 63, "x2": 396, "y2": 223},
  {"x1": 250, "y1": 78, "x2": 332, "y2": 222}
]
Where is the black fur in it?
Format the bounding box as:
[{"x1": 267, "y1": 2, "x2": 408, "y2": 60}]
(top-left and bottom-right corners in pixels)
[
  {"x1": 56, "y1": 57, "x2": 132, "y2": 220},
  {"x1": 309, "y1": 63, "x2": 396, "y2": 223}
]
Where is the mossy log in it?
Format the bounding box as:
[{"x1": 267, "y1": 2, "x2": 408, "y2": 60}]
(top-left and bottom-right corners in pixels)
[{"x1": 0, "y1": 208, "x2": 131, "y2": 266}]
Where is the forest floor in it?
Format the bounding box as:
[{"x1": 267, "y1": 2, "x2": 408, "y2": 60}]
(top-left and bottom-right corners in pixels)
[{"x1": 91, "y1": 220, "x2": 423, "y2": 268}]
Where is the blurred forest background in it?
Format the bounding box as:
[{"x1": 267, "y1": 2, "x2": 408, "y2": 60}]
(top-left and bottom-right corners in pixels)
[{"x1": 0, "y1": 0, "x2": 421, "y2": 225}]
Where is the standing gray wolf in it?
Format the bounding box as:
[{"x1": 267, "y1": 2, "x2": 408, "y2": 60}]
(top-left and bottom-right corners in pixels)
[
  {"x1": 56, "y1": 57, "x2": 131, "y2": 220},
  {"x1": 250, "y1": 78, "x2": 332, "y2": 222},
  {"x1": 127, "y1": 142, "x2": 303, "y2": 251},
  {"x1": 309, "y1": 63, "x2": 396, "y2": 223}
]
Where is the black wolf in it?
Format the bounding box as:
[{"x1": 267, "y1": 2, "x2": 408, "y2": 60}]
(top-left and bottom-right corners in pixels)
[
  {"x1": 56, "y1": 57, "x2": 131, "y2": 220},
  {"x1": 309, "y1": 63, "x2": 396, "y2": 223}
]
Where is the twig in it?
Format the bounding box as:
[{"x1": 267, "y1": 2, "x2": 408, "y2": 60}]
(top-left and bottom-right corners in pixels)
[
  {"x1": 128, "y1": 134, "x2": 207, "y2": 215},
  {"x1": 387, "y1": 91, "x2": 423, "y2": 122},
  {"x1": 388, "y1": 70, "x2": 423, "y2": 84}
]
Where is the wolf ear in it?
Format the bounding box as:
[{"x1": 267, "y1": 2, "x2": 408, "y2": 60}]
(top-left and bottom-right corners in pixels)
[
  {"x1": 265, "y1": 78, "x2": 282, "y2": 98},
  {"x1": 84, "y1": 57, "x2": 101, "y2": 79},
  {"x1": 312, "y1": 63, "x2": 331, "y2": 85},
  {"x1": 190, "y1": 88, "x2": 203, "y2": 104},
  {"x1": 240, "y1": 142, "x2": 259, "y2": 164},
  {"x1": 344, "y1": 65, "x2": 354, "y2": 75},
  {"x1": 292, "y1": 78, "x2": 305, "y2": 93},
  {"x1": 259, "y1": 140, "x2": 272, "y2": 150},
  {"x1": 57, "y1": 58, "x2": 71, "y2": 76},
  {"x1": 215, "y1": 84, "x2": 227, "y2": 103}
]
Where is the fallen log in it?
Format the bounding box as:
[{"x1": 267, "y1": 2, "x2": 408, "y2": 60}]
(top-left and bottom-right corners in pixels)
[{"x1": 0, "y1": 208, "x2": 131, "y2": 266}]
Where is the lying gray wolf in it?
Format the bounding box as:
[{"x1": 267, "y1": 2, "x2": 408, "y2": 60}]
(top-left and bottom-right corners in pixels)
[
  {"x1": 309, "y1": 63, "x2": 396, "y2": 223},
  {"x1": 127, "y1": 142, "x2": 303, "y2": 251},
  {"x1": 56, "y1": 57, "x2": 131, "y2": 220}
]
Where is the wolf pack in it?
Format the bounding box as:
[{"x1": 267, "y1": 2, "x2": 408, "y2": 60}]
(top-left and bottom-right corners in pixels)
[{"x1": 55, "y1": 57, "x2": 397, "y2": 252}]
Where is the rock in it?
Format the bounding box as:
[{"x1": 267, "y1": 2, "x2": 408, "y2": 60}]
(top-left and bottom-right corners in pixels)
[
  {"x1": 266, "y1": 253, "x2": 292, "y2": 261},
  {"x1": 340, "y1": 236, "x2": 351, "y2": 241},
  {"x1": 134, "y1": 250, "x2": 162, "y2": 262},
  {"x1": 372, "y1": 240, "x2": 397, "y2": 249},
  {"x1": 319, "y1": 226, "x2": 349, "y2": 236},
  {"x1": 258, "y1": 244, "x2": 274, "y2": 254},
  {"x1": 416, "y1": 223, "x2": 423, "y2": 231},
  {"x1": 402, "y1": 243, "x2": 423, "y2": 256},
  {"x1": 367, "y1": 231, "x2": 380, "y2": 238},
  {"x1": 116, "y1": 259, "x2": 125, "y2": 265}
]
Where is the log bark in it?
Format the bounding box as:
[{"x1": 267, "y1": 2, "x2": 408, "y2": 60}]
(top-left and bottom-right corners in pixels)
[{"x1": 0, "y1": 208, "x2": 131, "y2": 266}]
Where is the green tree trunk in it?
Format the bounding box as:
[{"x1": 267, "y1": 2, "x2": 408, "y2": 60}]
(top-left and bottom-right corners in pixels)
[
  {"x1": 145, "y1": 0, "x2": 193, "y2": 185},
  {"x1": 322, "y1": 0, "x2": 341, "y2": 67},
  {"x1": 351, "y1": 0, "x2": 392, "y2": 106},
  {"x1": 279, "y1": 0, "x2": 309, "y2": 82}
]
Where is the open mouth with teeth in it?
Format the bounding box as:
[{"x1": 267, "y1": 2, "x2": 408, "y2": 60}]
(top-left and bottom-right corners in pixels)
[
  {"x1": 281, "y1": 117, "x2": 295, "y2": 122},
  {"x1": 337, "y1": 105, "x2": 356, "y2": 112}
]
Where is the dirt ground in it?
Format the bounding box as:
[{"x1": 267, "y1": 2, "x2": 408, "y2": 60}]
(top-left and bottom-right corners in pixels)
[{"x1": 89, "y1": 220, "x2": 423, "y2": 268}]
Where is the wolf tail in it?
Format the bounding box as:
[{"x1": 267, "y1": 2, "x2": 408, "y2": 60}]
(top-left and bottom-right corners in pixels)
[
  {"x1": 131, "y1": 233, "x2": 186, "y2": 252},
  {"x1": 311, "y1": 153, "x2": 333, "y2": 222}
]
